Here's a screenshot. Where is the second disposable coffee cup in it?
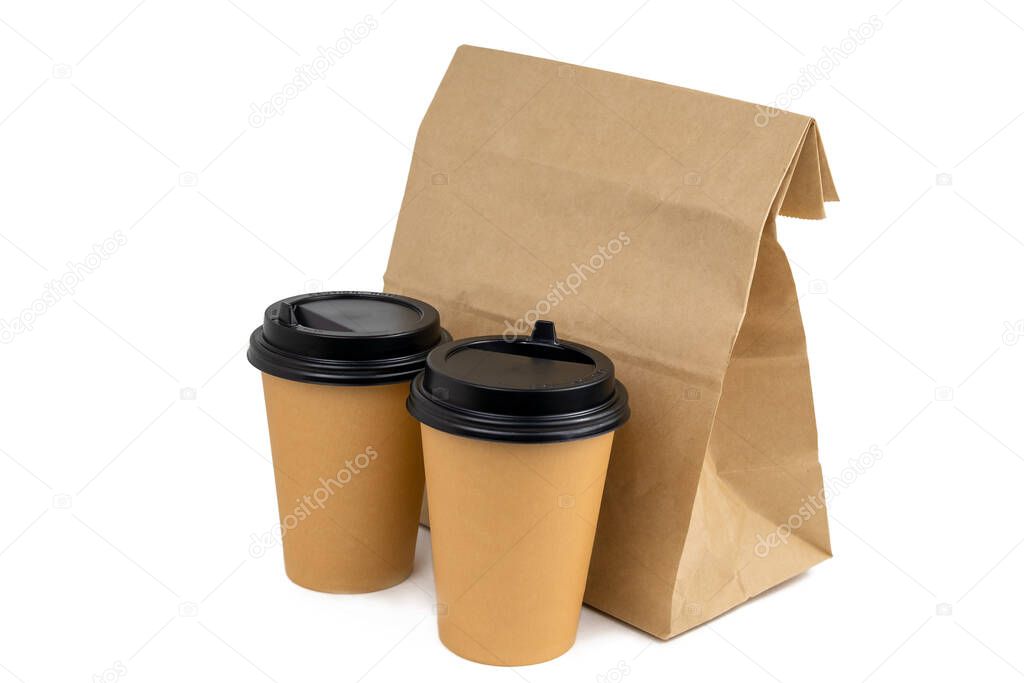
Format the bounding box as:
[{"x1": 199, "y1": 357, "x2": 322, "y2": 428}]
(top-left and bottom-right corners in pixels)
[
  {"x1": 248, "y1": 291, "x2": 449, "y2": 593},
  {"x1": 408, "y1": 321, "x2": 630, "y2": 665}
]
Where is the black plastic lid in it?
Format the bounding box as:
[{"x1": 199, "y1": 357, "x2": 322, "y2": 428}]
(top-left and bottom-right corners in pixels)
[
  {"x1": 407, "y1": 321, "x2": 629, "y2": 443},
  {"x1": 247, "y1": 291, "x2": 450, "y2": 385}
]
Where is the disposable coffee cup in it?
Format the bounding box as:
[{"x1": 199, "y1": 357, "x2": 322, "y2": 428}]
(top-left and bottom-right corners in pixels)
[
  {"x1": 248, "y1": 291, "x2": 449, "y2": 593},
  {"x1": 407, "y1": 320, "x2": 630, "y2": 665}
]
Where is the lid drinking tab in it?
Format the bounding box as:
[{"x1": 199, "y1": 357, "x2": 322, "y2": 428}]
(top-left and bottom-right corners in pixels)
[{"x1": 531, "y1": 320, "x2": 557, "y2": 343}]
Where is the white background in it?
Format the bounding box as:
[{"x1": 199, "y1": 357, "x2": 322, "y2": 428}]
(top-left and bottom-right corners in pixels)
[{"x1": 1, "y1": 1, "x2": 1022, "y2": 681}]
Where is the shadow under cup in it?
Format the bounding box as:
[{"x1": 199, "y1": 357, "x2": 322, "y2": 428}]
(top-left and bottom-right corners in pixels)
[
  {"x1": 248, "y1": 291, "x2": 449, "y2": 593},
  {"x1": 407, "y1": 321, "x2": 630, "y2": 665}
]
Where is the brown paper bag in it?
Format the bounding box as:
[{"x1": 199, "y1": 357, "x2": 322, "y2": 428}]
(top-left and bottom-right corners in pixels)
[{"x1": 385, "y1": 45, "x2": 838, "y2": 639}]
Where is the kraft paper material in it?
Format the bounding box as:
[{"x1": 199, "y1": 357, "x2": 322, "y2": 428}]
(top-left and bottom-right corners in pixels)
[
  {"x1": 421, "y1": 426, "x2": 614, "y2": 665},
  {"x1": 261, "y1": 375, "x2": 424, "y2": 593},
  {"x1": 385, "y1": 45, "x2": 838, "y2": 638}
]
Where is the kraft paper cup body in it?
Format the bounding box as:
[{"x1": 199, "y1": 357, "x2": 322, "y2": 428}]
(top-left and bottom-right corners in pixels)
[
  {"x1": 261, "y1": 373, "x2": 424, "y2": 593},
  {"x1": 248, "y1": 291, "x2": 449, "y2": 593},
  {"x1": 422, "y1": 425, "x2": 615, "y2": 665},
  {"x1": 407, "y1": 320, "x2": 629, "y2": 665}
]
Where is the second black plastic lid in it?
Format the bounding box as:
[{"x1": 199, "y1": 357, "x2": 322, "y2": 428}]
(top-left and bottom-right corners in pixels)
[
  {"x1": 407, "y1": 321, "x2": 630, "y2": 443},
  {"x1": 248, "y1": 291, "x2": 450, "y2": 385}
]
